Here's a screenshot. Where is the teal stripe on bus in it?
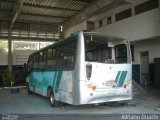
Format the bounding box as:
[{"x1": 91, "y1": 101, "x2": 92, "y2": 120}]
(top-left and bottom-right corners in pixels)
[
  {"x1": 115, "y1": 71, "x2": 121, "y2": 83},
  {"x1": 54, "y1": 70, "x2": 63, "y2": 93},
  {"x1": 117, "y1": 71, "x2": 127, "y2": 87}
]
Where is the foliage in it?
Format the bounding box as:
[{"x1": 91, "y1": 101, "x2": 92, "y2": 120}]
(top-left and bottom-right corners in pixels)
[
  {"x1": 2, "y1": 69, "x2": 13, "y2": 86},
  {"x1": 14, "y1": 42, "x2": 38, "y2": 50},
  {"x1": 0, "y1": 41, "x2": 8, "y2": 49}
]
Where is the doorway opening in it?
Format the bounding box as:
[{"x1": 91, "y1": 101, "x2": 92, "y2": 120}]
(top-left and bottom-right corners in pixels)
[{"x1": 140, "y1": 51, "x2": 150, "y2": 86}]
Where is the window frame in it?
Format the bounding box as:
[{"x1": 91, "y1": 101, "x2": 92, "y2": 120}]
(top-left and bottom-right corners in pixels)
[
  {"x1": 115, "y1": 8, "x2": 132, "y2": 22},
  {"x1": 115, "y1": 44, "x2": 128, "y2": 63},
  {"x1": 135, "y1": 0, "x2": 159, "y2": 15}
]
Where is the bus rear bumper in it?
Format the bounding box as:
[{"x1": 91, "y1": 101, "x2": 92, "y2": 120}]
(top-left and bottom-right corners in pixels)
[
  {"x1": 86, "y1": 95, "x2": 132, "y2": 104},
  {"x1": 75, "y1": 90, "x2": 132, "y2": 105}
]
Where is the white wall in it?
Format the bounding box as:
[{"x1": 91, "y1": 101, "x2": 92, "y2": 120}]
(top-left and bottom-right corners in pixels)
[
  {"x1": 64, "y1": 7, "x2": 160, "y2": 41},
  {"x1": 64, "y1": 21, "x2": 87, "y2": 37},
  {"x1": 133, "y1": 39, "x2": 160, "y2": 64},
  {"x1": 93, "y1": 8, "x2": 160, "y2": 41}
]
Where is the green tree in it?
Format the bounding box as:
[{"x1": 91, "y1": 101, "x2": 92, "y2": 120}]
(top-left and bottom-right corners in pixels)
[{"x1": 0, "y1": 41, "x2": 8, "y2": 49}]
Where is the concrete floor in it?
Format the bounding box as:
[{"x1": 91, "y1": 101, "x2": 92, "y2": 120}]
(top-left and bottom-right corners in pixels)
[{"x1": 0, "y1": 87, "x2": 160, "y2": 120}]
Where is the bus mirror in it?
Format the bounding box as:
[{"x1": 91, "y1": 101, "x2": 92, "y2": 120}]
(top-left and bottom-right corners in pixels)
[{"x1": 108, "y1": 42, "x2": 114, "y2": 47}]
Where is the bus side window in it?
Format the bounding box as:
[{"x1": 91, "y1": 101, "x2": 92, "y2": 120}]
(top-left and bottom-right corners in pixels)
[
  {"x1": 39, "y1": 52, "x2": 44, "y2": 69},
  {"x1": 64, "y1": 41, "x2": 76, "y2": 70},
  {"x1": 57, "y1": 46, "x2": 64, "y2": 70},
  {"x1": 37, "y1": 50, "x2": 47, "y2": 70},
  {"x1": 47, "y1": 48, "x2": 52, "y2": 60},
  {"x1": 33, "y1": 54, "x2": 39, "y2": 70},
  {"x1": 47, "y1": 48, "x2": 56, "y2": 70},
  {"x1": 58, "y1": 39, "x2": 77, "y2": 70},
  {"x1": 28, "y1": 58, "x2": 33, "y2": 73},
  {"x1": 64, "y1": 55, "x2": 74, "y2": 69},
  {"x1": 39, "y1": 52, "x2": 43, "y2": 62},
  {"x1": 43, "y1": 51, "x2": 47, "y2": 69}
]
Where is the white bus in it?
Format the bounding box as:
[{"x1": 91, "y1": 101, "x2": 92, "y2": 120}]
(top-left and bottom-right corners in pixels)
[{"x1": 26, "y1": 32, "x2": 132, "y2": 107}]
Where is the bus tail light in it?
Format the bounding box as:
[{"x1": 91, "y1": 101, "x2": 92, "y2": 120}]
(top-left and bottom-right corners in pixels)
[
  {"x1": 123, "y1": 84, "x2": 127, "y2": 88},
  {"x1": 92, "y1": 85, "x2": 96, "y2": 90},
  {"x1": 86, "y1": 82, "x2": 97, "y2": 91},
  {"x1": 123, "y1": 80, "x2": 132, "y2": 89},
  {"x1": 87, "y1": 83, "x2": 92, "y2": 88},
  {"x1": 86, "y1": 64, "x2": 92, "y2": 79}
]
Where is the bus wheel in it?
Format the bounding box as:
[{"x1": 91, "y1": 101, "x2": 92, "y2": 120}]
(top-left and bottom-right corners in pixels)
[{"x1": 49, "y1": 92, "x2": 60, "y2": 107}]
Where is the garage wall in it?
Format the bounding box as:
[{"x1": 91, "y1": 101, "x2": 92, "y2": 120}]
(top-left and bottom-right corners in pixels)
[
  {"x1": 133, "y1": 39, "x2": 160, "y2": 64},
  {"x1": 93, "y1": 8, "x2": 160, "y2": 41},
  {"x1": 132, "y1": 39, "x2": 160, "y2": 84},
  {"x1": 64, "y1": 21, "x2": 87, "y2": 37},
  {"x1": 64, "y1": 1, "x2": 160, "y2": 41}
]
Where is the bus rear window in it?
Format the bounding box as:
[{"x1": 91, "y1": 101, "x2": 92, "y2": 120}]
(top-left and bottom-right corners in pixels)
[
  {"x1": 84, "y1": 33, "x2": 128, "y2": 64},
  {"x1": 85, "y1": 38, "x2": 112, "y2": 63},
  {"x1": 115, "y1": 44, "x2": 127, "y2": 63}
]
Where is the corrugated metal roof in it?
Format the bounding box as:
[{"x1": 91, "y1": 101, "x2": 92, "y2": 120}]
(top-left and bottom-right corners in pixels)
[
  {"x1": 0, "y1": 0, "x2": 93, "y2": 40},
  {"x1": 24, "y1": 0, "x2": 88, "y2": 11},
  {"x1": 0, "y1": 1, "x2": 14, "y2": 11},
  {"x1": 21, "y1": 6, "x2": 75, "y2": 18},
  {"x1": 0, "y1": 0, "x2": 93, "y2": 24},
  {"x1": 0, "y1": 0, "x2": 14, "y2": 20},
  {"x1": 17, "y1": 14, "x2": 67, "y2": 23},
  {"x1": 0, "y1": 12, "x2": 12, "y2": 20}
]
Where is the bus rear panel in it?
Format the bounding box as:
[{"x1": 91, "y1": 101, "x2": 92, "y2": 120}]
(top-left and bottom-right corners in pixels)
[{"x1": 74, "y1": 32, "x2": 132, "y2": 104}]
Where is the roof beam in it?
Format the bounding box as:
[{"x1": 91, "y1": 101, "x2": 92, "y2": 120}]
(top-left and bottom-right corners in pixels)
[
  {"x1": 0, "y1": 0, "x2": 89, "y2": 5},
  {"x1": 15, "y1": 21, "x2": 60, "y2": 26},
  {"x1": 0, "y1": 36, "x2": 58, "y2": 42},
  {"x1": 0, "y1": 10, "x2": 65, "y2": 24},
  {"x1": 64, "y1": 0, "x2": 126, "y2": 27},
  {"x1": 0, "y1": 19, "x2": 60, "y2": 25},
  {"x1": 18, "y1": 14, "x2": 66, "y2": 24},
  {"x1": 21, "y1": 12, "x2": 69, "y2": 19},
  {"x1": 71, "y1": 0, "x2": 89, "y2": 5},
  {"x1": 10, "y1": 0, "x2": 24, "y2": 29},
  {"x1": 23, "y1": 3, "x2": 79, "y2": 12}
]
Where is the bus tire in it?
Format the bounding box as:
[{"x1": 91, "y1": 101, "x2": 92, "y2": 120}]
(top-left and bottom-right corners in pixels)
[{"x1": 49, "y1": 91, "x2": 60, "y2": 107}]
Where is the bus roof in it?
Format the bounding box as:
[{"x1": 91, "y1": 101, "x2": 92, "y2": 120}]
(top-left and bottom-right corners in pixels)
[{"x1": 83, "y1": 32, "x2": 126, "y2": 42}]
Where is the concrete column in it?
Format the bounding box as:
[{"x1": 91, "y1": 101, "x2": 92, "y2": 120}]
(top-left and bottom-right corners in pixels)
[
  {"x1": 8, "y1": 29, "x2": 12, "y2": 72},
  {"x1": 131, "y1": 5, "x2": 135, "y2": 16}
]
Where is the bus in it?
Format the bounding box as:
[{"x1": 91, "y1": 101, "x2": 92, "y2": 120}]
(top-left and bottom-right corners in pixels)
[{"x1": 26, "y1": 31, "x2": 132, "y2": 107}]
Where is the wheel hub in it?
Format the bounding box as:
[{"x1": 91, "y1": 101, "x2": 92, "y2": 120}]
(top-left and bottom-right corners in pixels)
[{"x1": 50, "y1": 94, "x2": 54, "y2": 105}]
